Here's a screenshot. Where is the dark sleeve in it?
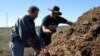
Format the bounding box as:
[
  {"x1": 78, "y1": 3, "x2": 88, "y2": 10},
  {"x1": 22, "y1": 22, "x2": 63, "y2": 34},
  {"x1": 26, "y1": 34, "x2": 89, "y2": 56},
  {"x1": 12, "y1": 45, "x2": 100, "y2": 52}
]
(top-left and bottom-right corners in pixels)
[
  {"x1": 59, "y1": 17, "x2": 68, "y2": 23},
  {"x1": 31, "y1": 23, "x2": 39, "y2": 38},
  {"x1": 18, "y1": 18, "x2": 31, "y2": 42},
  {"x1": 42, "y1": 16, "x2": 49, "y2": 27}
]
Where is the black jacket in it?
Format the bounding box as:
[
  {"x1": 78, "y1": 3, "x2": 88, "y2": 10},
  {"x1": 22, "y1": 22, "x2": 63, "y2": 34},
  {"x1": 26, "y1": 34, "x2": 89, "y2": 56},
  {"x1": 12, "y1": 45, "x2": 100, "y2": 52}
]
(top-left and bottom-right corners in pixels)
[{"x1": 11, "y1": 15, "x2": 38, "y2": 42}]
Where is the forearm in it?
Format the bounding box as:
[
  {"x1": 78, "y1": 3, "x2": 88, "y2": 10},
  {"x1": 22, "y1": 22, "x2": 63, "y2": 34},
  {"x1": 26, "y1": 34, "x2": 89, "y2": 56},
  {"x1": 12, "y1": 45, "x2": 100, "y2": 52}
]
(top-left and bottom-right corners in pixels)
[{"x1": 67, "y1": 21, "x2": 74, "y2": 25}]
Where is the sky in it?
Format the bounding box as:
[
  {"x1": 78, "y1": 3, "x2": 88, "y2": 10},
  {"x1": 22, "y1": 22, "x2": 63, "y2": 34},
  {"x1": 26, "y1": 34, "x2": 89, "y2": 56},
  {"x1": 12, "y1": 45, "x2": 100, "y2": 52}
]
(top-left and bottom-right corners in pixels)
[{"x1": 0, "y1": 0, "x2": 100, "y2": 27}]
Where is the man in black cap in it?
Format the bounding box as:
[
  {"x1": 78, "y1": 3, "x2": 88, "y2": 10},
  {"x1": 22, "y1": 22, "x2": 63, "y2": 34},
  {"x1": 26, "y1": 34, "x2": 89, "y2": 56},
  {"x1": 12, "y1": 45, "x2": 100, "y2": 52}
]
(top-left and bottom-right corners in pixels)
[
  {"x1": 39, "y1": 6, "x2": 74, "y2": 47},
  {"x1": 9, "y1": 6, "x2": 42, "y2": 56}
]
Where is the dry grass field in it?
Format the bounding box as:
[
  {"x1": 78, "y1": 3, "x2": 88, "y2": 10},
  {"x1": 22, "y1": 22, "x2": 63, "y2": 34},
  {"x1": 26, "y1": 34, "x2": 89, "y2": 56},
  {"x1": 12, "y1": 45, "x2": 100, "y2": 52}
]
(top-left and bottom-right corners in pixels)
[
  {"x1": 0, "y1": 27, "x2": 11, "y2": 56},
  {"x1": 0, "y1": 27, "x2": 35, "y2": 56}
]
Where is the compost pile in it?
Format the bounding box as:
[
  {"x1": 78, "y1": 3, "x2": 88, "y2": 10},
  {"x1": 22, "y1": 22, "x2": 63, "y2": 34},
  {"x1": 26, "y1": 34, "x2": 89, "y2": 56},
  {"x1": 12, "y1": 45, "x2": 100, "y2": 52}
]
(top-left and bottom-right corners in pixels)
[{"x1": 41, "y1": 7, "x2": 100, "y2": 56}]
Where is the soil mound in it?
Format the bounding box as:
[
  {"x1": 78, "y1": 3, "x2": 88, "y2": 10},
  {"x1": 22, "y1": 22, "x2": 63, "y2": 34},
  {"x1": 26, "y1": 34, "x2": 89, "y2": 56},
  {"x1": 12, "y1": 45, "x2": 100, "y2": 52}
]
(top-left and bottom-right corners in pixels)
[{"x1": 42, "y1": 7, "x2": 100, "y2": 56}]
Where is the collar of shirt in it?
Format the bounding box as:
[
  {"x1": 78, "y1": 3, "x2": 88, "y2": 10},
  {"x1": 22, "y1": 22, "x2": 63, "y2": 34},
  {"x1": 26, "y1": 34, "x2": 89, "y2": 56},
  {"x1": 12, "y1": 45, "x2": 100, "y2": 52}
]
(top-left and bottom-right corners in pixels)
[{"x1": 26, "y1": 15, "x2": 34, "y2": 23}]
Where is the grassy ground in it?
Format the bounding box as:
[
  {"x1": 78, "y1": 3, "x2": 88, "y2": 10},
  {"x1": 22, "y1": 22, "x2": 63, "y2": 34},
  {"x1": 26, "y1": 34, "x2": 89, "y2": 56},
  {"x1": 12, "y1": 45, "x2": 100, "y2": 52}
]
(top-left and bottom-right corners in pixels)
[{"x1": 0, "y1": 27, "x2": 11, "y2": 56}]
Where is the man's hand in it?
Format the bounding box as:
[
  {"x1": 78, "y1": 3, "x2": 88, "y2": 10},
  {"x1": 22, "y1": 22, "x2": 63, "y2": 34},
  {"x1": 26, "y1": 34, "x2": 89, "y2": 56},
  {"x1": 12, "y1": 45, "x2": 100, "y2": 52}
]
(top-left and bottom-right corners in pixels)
[
  {"x1": 44, "y1": 29, "x2": 52, "y2": 33},
  {"x1": 26, "y1": 38, "x2": 36, "y2": 48},
  {"x1": 43, "y1": 29, "x2": 52, "y2": 35},
  {"x1": 26, "y1": 38, "x2": 42, "y2": 51},
  {"x1": 42, "y1": 26, "x2": 52, "y2": 33}
]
